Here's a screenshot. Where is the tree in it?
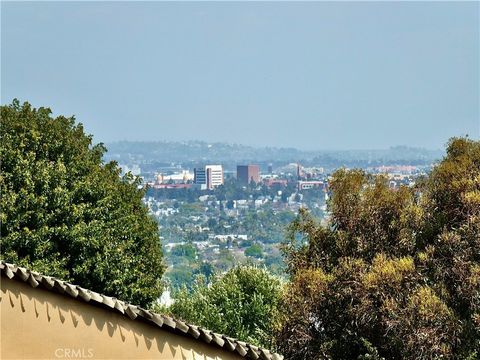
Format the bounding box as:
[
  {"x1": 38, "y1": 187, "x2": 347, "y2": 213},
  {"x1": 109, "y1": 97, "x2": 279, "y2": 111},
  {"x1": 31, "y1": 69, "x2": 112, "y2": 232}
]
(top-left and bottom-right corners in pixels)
[
  {"x1": 278, "y1": 138, "x2": 479, "y2": 359},
  {"x1": 168, "y1": 266, "x2": 283, "y2": 349},
  {"x1": 1, "y1": 100, "x2": 164, "y2": 308},
  {"x1": 226, "y1": 199, "x2": 235, "y2": 209},
  {"x1": 244, "y1": 243, "x2": 264, "y2": 258},
  {"x1": 171, "y1": 243, "x2": 197, "y2": 261},
  {"x1": 193, "y1": 261, "x2": 215, "y2": 282}
]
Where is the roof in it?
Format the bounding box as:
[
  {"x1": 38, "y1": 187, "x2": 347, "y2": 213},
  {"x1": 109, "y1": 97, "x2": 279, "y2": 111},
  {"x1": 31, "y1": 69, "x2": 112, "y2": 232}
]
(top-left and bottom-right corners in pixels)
[{"x1": 0, "y1": 261, "x2": 283, "y2": 360}]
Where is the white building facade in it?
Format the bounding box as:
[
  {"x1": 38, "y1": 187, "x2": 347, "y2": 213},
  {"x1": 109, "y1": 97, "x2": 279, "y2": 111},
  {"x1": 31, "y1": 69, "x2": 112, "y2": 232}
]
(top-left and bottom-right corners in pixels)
[{"x1": 194, "y1": 165, "x2": 224, "y2": 189}]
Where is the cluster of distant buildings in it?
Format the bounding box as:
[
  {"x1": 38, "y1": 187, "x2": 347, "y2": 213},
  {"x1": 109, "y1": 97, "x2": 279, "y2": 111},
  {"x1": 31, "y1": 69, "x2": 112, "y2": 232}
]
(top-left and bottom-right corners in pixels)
[
  {"x1": 149, "y1": 164, "x2": 262, "y2": 190},
  {"x1": 194, "y1": 165, "x2": 225, "y2": 189},
  {"x1": 148, "y1": 163, "x2": 331, "y2": 192},
  {"x1": 146, "y1": 160, "x2": 425, "y2": 194},
  {"x1": 193, "y1": 164, "x2": 262, "y2": 189}
]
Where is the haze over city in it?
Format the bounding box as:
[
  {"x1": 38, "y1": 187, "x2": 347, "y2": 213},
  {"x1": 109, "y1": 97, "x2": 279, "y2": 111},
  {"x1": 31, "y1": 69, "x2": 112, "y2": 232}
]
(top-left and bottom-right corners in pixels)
[
  {"x1": 2, "y1": 1, "x2": 478, "y2": 150},
  {"x1": 2, "y1": 1, "x2": 480, "y2": 358}
]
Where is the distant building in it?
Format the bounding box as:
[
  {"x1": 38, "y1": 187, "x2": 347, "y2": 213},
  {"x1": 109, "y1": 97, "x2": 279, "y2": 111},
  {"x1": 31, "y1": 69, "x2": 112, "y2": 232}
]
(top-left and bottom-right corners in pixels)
[
  {"x1": 194, "y1": 168, "x2": 206, "y2": 185},
  {"x1": 264, "y1": 178, "x2": 288, "y2": 187},
  {"x1": 298, "y1": 180, "x2": 325, "y2": 190},
  {"x1": 237, "y1": 165, "x2": 260, "y2": 185},
  {"x1": 155, "y1": 170, "x2": 193, "y2": 184},
  {"x1": 297, "y1": 163, "x2": 302, "y2": 180},
  {"x1": 194, "y1": 165, "x2": 224, "y2": 189},
  {"x1": 151, "y1": 183, "x2": 192, "y2": 190}
]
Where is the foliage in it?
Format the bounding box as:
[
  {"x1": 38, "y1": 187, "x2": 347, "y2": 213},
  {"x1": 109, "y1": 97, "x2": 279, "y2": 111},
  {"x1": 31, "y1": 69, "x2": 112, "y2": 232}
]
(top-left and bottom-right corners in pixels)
[
  {"x1": 244, "y1": 243, "x2": 264, "y2": 258},
  {"x1": 170, "y1": 243, "x2": 197, "y2": 261},
  {"x1": 1, "y1": 100, "x2": 164, "y2": 307},
  {"x1": 278, "y1": 138, "x2": 480, "y2": 359},
  {"x1": 167, "y1": 266, "x2": 283, "y2": 348},
  {"x1": 156, "y1": 192, "x2": 295, "y2": 290}
]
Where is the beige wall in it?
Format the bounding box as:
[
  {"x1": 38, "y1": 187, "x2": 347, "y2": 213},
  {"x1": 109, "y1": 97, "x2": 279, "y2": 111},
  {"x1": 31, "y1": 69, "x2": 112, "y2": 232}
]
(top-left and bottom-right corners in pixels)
[{"x1": 1, "y1": 278, "x2": 243, "y2": 360}]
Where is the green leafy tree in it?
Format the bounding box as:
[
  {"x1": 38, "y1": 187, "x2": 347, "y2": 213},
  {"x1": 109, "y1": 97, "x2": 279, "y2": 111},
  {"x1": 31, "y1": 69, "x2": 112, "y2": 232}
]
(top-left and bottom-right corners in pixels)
[
  {"x1": 278, "y1": 138, "x2": 479, "y2": 359},
  {"x1": 1, "y1": 100, "x2": 164, "y2": 307},
  {"x1": 168, "y1": 266, "x2": 283, "y2": 348},
  {"x1": 193, "y1": 261, "x2": 215, "y2": 282},
  {"x1": 165, "y1": 265, "x2": 195, "y2": 290},
  {"x1": 171, "y1": 243, "x2": 197, "y2": 261},
  {"x1": 244, "y1": 243, "x2": 264, "y2": 258}
]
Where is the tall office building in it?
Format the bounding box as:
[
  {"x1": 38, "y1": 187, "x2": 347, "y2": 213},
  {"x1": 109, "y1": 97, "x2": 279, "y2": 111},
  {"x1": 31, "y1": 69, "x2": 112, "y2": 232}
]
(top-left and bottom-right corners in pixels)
[
  {"x1": 194, "y1": 165, "x2": 224, "y2": 189},
  {"x1": 206, "y1": 165, "x2": 224, "y2": 189},
  {"x1": 194, "y1": 168, "x2": 206, "y2": 185},
  {"x1": 237, "y1": 165, "x2": 260, "y2": 185},
  {"x1": 268, "y1": 163, "x2": 273, "y2": 174}
]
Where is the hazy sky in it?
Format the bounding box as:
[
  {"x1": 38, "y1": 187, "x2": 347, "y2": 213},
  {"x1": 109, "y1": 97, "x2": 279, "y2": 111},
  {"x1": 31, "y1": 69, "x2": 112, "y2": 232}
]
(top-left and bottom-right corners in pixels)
[{"x1": 2, "y1": 1, "x2": 479, "y2": 150}]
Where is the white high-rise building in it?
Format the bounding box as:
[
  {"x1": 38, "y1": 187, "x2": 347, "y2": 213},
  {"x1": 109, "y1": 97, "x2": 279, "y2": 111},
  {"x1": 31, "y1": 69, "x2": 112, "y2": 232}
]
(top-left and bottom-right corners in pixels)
[
  {"x1": 194, "y1": 165, "x2": 224, "y2": 189},
  {"x1": 206, "y1": 165, "x2": 223, "y2": 189}
]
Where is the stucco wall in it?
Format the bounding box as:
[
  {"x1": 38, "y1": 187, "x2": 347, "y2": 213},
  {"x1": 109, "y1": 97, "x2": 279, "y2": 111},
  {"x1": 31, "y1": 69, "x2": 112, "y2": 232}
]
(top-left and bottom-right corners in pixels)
[{"x1": 1, "y1": 278, "x2": 243, "y2": 360}]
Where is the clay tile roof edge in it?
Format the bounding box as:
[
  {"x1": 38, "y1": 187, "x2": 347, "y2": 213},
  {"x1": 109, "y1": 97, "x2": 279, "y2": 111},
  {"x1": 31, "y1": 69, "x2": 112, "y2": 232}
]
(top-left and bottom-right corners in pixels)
[{"x1": 0, "y1": 261, "x2": 283, "y2": 360}]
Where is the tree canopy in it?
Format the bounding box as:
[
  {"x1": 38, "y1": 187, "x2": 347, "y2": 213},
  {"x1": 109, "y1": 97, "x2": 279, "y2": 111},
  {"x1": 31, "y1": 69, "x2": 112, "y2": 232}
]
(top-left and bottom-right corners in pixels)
[
  {"x1": 1, "y1": 100, "x2": 164, "y2": 307},
  {"x1": 278, "y1": 138, "x2": 479, "y2": 359},
  {"x1": 167, "y1": 266, "x2": 283, "y2": 349}
]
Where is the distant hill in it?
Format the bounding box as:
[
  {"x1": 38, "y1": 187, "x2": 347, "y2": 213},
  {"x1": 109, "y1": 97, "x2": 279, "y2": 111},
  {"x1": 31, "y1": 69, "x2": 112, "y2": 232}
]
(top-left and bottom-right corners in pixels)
[{"x1": 103, "y1": 140, "x2": 444, "y2": 171}]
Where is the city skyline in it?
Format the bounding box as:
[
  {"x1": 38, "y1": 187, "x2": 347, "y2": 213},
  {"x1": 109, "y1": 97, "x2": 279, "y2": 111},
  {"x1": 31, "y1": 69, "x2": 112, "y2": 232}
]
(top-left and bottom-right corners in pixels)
[{"x1": 2, "y1": 2, "x2": 478, "y2": 150}]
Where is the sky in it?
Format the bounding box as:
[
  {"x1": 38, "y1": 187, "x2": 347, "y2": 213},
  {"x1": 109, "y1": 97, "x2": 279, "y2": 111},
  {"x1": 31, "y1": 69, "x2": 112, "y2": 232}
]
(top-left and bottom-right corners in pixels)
[{"x1": 1, "y1": 1, "x2": 479, "y2": 150}]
